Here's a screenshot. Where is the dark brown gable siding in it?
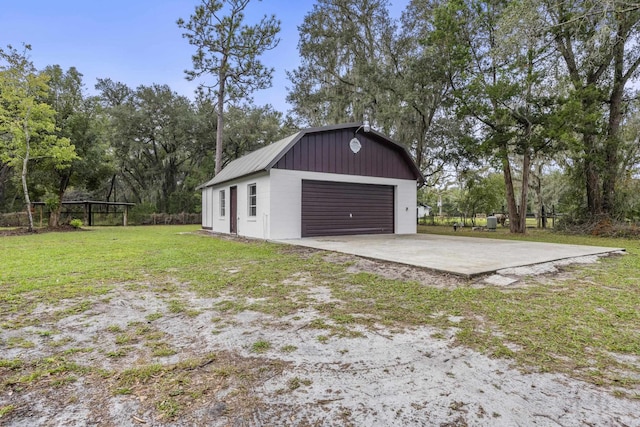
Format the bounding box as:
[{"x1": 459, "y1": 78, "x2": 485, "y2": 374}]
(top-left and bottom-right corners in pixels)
[{"x1": 273, "y1": 128, "x2": 415, "y2": 180}]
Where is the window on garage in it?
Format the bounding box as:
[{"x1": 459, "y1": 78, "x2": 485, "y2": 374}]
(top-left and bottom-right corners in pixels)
[
  {"x1": 219, "y1": 190, "x2": 225, "y2": 217},
  {"x1": 248, "y1": 183, "x2": 257, "y2": 217}
]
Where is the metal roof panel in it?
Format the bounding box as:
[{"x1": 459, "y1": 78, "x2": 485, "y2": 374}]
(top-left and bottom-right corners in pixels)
[{"x1": 202, "y1": 131, "x2": 301, "y2": 187}]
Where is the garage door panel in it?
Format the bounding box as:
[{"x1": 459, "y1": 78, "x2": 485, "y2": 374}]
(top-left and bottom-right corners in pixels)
[{"x1": 301, "y1": 180, "x2": 394, "y2": 237}]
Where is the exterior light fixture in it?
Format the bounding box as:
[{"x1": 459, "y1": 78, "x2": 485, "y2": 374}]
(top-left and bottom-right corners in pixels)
[{"x1": 350, "y1": 121, "x2": 370, "y2": 154}]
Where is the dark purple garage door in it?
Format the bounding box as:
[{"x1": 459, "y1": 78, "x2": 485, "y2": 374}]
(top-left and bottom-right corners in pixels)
[{"x1": 301, "y1": 180, "x2": 394, "y2": 237}]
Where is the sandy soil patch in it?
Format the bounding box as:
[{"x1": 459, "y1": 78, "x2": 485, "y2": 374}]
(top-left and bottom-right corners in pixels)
[
  {"x1": 1, "y1": 270, "x2": 638, "y2": 427},
  {"x1": 1, "y1": 240, "x2": 637, "y2": 426}
]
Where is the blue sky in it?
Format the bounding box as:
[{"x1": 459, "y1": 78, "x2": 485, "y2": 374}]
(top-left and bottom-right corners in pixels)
[{"x1": 2, "y1": 0, "x2": 408, "y2": 114}]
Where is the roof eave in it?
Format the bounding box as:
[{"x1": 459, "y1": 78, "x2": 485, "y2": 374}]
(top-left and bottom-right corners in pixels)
[{"x1": 201, "y1": 169, "x2": 271, "y2": 188}]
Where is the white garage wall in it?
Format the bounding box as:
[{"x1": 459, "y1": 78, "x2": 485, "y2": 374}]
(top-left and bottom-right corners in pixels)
[
  {"x1": 269, "y1": 169, "x2": 417, "y2": 239},
  {"x1": 204, "y1": 170, "x2": 417, "y2": 239},
  {"x1": 211, "y1": 185, "x2": 229, "y2": 234},
  {"x1": 235, "y1": 173, "x2": 271, "y2": 239},
  {"x1": 201, "y1": 187, "x2": 213, "y2": 229},
  {"x1": 394, "y1": 178, "x2": 418, "y2": 234},
  {"x1": 204, "y1": 172, "x2": 271, "y2": 239}
]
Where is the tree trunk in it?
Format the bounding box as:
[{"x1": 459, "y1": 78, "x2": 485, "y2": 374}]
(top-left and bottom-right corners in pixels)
[
  {"x1": 502, "y1": 156, "x2": 520, "y2": 234},
  {"x1": 535, "y1": 163, "x2": 544, "y2": 229},
  {"x1": 602, "y1": 13, "x2": 639, "y2": 217},
  {"x1": 22, "y1": 127, "x2": 34, "y2": 232},
  {"x1": 19, "y1": 106, "x2": 36, "y2": 232},
  {"x1": 602, "y1": 70, "x2": 625, "y2": 216},
  {"x1": 0, "y1": 163, "x2": 11, "y2": 207},
  {"x1": 49, "y1": 207, "x2": 60, "y2": 228},
  {"x1": 106, "y1": 174, "x2": 117, "y2": 213},
  {"x1": 50, "y1": 174, "x2": 70, "y2": 227},
  {"x1": 215, "y1": 68, "x2": 226, "y2": 175},
  {"x1": 518, "y1": 150, "x2": 531, "y2": 234},
  {"x1": 583, "y1": 133, "x2": 602, "y2": 217},
  {"x1": 106, "y1": 174, "x2": 116, "y2": 202}
]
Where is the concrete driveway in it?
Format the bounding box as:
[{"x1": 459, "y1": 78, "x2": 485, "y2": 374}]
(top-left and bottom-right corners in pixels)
[{"x1": 274, "y1": 233, "x2": 624, "y2": 277}]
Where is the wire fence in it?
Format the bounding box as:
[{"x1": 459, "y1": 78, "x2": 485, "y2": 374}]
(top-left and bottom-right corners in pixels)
[
  {"x1": 0, "y1": 210, "x2": 201, "y2": 227},
  {"x1": 418, "y1": 213, "x2": 562, "y2": 229}
]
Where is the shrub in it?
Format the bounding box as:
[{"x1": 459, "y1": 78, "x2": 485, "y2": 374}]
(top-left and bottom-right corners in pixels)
[
  {"x1": 555, "y1": 215, "x2": 640, "y2": 238},
  {"x1": 69, "y1": 219, "x2": 83, "y2": 229}
]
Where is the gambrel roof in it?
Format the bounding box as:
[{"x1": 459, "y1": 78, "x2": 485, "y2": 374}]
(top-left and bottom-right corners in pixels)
[{"x1": 201, "y1": 123, "x2": 423, "y2": 188}]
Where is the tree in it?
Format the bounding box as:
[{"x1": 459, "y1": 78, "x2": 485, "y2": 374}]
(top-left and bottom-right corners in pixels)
[
  {"x1": 177, "y1": 0, "x2": 281, "y2": 175},
  {"x1": 99, "y1": 83, "x2": 199, "y2": 213},
  {"x1": 287, "y1": 0, "x2": 396, "y2": 127},
  {"x1": 95, "y1": 78, "x2": 132, "y2": 108},
  {"x1": 287, "y1": 0, "x2": 467, "y2": 186},
  {"x1": 221, "y1": 103, "x2": 293, "y2": 167},
  {"x1": 0, "y1": 45, "x2": 76, "y2": 231},
  {"x1": 0, "y1": 158, "x2": 14, "y2": 211},
  {"x1": 457, "y1": 171, "x2": 505, "y2": 225},
  {"x1": 537, "y1": 0, "x2": 640, "y2": 218},
  {"x1": 41, "y1": 66, "x2": 113, "y2": 226},
  {"x1": 432, "y1": 0, "x2": 555, "y2": 233},
  {"x1": 394, "y1": 0, "x2": 464, "y2": 184},
  {"x1": 95, "y1": 78, "x2": 134, "y2": 205}
]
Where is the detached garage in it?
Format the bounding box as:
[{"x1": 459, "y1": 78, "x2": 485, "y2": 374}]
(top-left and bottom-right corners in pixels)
[{"x1": 200, "y1": 123, "x2": 423, "y2": 240}]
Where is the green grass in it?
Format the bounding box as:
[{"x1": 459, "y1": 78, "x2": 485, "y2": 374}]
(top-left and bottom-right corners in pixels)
[
  {"x1": 316, "y1": 335, "x2": 329, "y2": 344},
  {"x1": 251, "y1": 340, "x2": 271, "y2": 353},
  {"x1": 6, "y1": 337, "x2": 35, "y2": 349},
  {"x1": 0, "y1": 405, "x2": 15, "y2": 418},
  {"x1": 287, "y1": 376, "x2": 312, "y2": 391},
  {"x1": 418, "y1": 224, "x2": 627, "y2": 246},
  {"x1": 1, "y1": 224, "x2": 639, "y2": 399},
  {"x1": 2, "y1": 356, "x2": 88, "y2": 388},
  {"x1": 1, "y1": 225, "x2": 342, "y2": 311},
  {"x1": 146, "y1": 312, "x2": 163, "y2": 322}
]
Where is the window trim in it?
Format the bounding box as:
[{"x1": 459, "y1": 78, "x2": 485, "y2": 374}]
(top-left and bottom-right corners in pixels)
[
  {"x1": 219, "y1": 190, "x2": 226, "y2": 217},
  {"x1": 247, "y1": 183, "x2": 257, "y2": 217}
]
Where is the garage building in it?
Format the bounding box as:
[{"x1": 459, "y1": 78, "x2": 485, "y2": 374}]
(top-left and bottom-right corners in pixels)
[{"x1": 200, "y1": 123, "x2": 423, "y2": 239}]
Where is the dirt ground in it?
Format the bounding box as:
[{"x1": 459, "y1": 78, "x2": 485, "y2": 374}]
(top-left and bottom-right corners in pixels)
[
  {"x1": 1, "y1": 245, "x2": 638, "y2": 426},
  {"x1": 0, "y1": 225, "x2": 84, "y2": 236}
]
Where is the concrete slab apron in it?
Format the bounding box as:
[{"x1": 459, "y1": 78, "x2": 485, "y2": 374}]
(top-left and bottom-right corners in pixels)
[{"x1": 274, "y1": 234, "x2": 624, "y2": 277}]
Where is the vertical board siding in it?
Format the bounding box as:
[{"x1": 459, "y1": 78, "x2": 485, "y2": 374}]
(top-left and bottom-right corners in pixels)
[
  {"x1": 274, "y1": 129, "x2": 415, "y2": 180},
  {"x1": 301, "y1": 180, "x2": 394, "y2": 237}
]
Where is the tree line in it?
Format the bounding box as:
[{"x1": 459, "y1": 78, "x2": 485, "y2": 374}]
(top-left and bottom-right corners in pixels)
[
  {"x1": 0, "y1": 51, "x2": 292, "y2": 227},
  {"x1": 2, "y1": 0, "x2": 640, "y2": 233},
  {"x1": 287, "y1": 0, "x2": 640, "y2": 232}
]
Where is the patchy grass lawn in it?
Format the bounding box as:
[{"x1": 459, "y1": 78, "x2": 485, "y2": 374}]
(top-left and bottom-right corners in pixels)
[
  {"x1": 419, "y1": 225, "x2": 640, "y2": 383},
  {"x1": 0, "y1": 225, "x2": 639, "y2": 424}
]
